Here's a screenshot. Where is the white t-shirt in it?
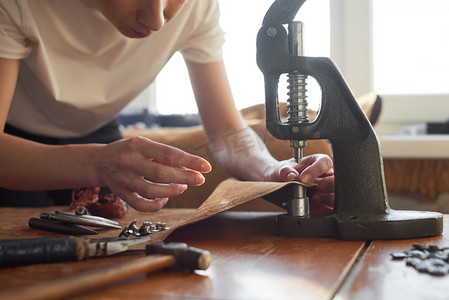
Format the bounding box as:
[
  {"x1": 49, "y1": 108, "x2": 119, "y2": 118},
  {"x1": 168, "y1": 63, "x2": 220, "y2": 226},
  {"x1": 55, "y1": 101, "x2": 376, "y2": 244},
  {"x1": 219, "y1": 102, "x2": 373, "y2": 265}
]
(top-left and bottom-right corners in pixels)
[{"x1": 0, "y1": 0, "x2": 225, "y2": 137}]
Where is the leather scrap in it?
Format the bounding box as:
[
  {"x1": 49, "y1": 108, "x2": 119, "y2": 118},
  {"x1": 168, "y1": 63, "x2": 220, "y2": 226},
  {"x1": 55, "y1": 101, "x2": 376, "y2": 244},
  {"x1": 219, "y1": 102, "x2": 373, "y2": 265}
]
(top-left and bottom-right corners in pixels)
[{"x1": 151, "y1": 178, "x2": 314, "y2": 242}]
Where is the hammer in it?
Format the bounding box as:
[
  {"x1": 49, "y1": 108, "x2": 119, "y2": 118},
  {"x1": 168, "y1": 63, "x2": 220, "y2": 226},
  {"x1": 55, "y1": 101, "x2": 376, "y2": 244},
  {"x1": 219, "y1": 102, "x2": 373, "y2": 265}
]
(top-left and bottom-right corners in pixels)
[{"x1": 0, "y1": 242, "x2": 211, "y2": 300}]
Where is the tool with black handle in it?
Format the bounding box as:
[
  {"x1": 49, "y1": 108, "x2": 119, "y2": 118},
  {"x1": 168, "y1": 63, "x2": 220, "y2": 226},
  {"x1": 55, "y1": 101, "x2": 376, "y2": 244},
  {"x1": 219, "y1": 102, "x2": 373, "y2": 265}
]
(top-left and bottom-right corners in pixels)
[
  {"x1": 0, "y1": 236, "x2": 150, "y2": 268},
  {"x1": 0, "y1": 242, "x2": 211, "y2": 300}
]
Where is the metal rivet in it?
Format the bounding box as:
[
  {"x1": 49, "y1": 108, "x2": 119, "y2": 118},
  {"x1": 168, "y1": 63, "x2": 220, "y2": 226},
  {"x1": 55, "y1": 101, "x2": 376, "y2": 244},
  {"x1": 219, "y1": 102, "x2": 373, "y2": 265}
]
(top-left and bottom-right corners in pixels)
[
  {"x1": 75, "y1": 205, "x2": 87, "y2": 215},
  {"x1": 130, "y1": 220, "x2": 140, "y2": 233},
  {"x1": 391, "y1": 243, "x2": 449, "y2": 276},
  {"x1": 119, "y1": 226, "x2": 131, "y2": 237},
  {"x1": 428, "y1": 245, "x2": 440, "y2": 252},
  {"x1": 138, "y1": 223, "x2": 152, "y2": 236},
  {"x1": 155, "y1": 222, "x2": 162, "y2": 230},
  {"x1": 119, "y1": 220, "x2": 170, "y2": 238},
  {"x1": 267, "y1": 27, "x2": 277, "y2": 37}
]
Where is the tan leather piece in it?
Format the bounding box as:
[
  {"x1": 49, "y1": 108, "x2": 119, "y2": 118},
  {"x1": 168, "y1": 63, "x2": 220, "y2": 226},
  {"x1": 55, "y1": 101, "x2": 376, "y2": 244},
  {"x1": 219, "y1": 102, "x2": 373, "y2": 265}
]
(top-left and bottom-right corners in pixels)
[{"x1": 151, "y1": 178, "x2": 313, "y2": 242}]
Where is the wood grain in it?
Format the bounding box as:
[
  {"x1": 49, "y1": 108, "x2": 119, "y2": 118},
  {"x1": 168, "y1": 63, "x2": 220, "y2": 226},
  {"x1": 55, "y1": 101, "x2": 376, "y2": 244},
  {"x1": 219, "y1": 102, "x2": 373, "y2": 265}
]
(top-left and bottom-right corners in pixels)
[
  {"x1": 0, "y1": 208, "x2": 365, "y2": 300},
  {"x1": 335, "y1": 215, "x2": 449, "y2": 300},
  {"x1": 74, "y1": 212, "x2": 366, "y2": 300}
]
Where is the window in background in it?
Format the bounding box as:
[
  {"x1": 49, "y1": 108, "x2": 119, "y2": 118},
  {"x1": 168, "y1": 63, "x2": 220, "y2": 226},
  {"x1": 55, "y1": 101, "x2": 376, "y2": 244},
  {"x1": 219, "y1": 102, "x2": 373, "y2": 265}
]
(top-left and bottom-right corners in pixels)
[
  {"x1": 332, "y1": 0, "x2": 449, "y2": 135},
  {"x1": 156, "y1": 0, "x2": 330, "y2": 115},
  {"x1": 372, "y1": 0, "x2": 449, "y2": 95}
]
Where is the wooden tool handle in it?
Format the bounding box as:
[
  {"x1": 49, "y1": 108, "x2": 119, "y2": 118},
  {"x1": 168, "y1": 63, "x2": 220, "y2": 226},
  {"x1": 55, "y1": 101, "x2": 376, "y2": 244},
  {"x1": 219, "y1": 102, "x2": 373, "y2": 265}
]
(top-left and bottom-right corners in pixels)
[
  {"x1": 0, "y1": 237, "x2": 87, "y2": 268},
  {"x1": 0, "y1": 254, "x2": 176, "y2": 300}
]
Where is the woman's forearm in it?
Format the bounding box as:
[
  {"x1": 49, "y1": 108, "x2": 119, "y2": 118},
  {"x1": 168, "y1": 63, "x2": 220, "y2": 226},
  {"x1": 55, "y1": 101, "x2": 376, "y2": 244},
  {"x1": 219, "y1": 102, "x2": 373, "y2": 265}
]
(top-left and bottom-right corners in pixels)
[
  {"x1": 0, "y1": 134, "x2": 101, "y2": 190},
  {"x1": 208, "y1": 125, "x2": 279, "y2": 182}
]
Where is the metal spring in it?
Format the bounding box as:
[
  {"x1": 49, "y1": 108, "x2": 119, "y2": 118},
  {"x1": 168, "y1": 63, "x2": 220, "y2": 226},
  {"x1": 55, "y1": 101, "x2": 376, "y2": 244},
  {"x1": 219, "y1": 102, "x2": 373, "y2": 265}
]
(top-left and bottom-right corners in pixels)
[{"x1": 287, "y1": 72, "x2": 308, "y2": 124}]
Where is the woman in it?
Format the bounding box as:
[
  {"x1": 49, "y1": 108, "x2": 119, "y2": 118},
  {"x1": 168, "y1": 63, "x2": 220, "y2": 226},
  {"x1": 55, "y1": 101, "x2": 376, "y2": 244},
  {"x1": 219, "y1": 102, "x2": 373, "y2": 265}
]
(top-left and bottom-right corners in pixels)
[{"x1": 0, "y1": 0, "x2": 334, "y2": 211}]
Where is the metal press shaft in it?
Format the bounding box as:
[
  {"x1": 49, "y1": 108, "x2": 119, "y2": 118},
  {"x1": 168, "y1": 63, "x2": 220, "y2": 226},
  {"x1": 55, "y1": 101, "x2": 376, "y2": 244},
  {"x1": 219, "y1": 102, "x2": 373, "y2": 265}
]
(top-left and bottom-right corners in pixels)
[{"x1": 287, "y1": 21, "x2": 309, "y2": 217}]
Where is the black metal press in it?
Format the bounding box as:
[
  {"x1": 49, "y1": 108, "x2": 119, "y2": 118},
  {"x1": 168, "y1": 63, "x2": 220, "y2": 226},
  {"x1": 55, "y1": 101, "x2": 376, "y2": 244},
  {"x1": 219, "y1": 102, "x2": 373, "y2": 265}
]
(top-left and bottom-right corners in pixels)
[{"x1": 257, "y1": 0, "x2": 443, "y2": 240}]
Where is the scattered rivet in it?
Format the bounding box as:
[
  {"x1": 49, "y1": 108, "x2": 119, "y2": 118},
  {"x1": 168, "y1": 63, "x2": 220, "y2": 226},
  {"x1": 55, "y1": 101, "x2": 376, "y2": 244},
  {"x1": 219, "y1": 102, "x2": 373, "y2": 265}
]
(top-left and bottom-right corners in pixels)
[{"x1": 75, "y1": 206, "x2": 87, "y2": 215}]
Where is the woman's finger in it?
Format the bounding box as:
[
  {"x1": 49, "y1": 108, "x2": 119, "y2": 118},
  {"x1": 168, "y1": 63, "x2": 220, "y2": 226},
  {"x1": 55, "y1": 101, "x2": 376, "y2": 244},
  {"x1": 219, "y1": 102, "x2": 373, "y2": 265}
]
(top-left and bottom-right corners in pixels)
[
  {"x1": 135, "y1": 159, "x2": 205, "y2": 186},
  {"x1": 129, "y1": 137, "x2": 212, "y2": 173},
  {"x1": 109, "y1": 187, "x2": 170, "y2": 212},
  {"x1": 314, "y1": 175, "x2": 335, "y2": 193},
  {"x1": 298, "y1": 154, "x2": 333, "y2": 183},
  {"x1": 310, "y1": 192, "x2": 335, "y2": 214}
]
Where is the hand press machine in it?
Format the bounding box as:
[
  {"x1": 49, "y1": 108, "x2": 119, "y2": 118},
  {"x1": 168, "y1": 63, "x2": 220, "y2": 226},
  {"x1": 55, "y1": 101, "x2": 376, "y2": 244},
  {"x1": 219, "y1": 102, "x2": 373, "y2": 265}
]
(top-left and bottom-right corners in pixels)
[{"x1": 257, "y1": 0, "x2": 443, "y2": 240}]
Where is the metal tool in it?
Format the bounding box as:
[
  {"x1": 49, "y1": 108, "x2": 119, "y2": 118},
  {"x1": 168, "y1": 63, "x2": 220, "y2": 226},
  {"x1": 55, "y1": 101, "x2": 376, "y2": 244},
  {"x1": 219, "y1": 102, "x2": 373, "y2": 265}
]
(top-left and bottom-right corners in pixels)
[
  {"x1": 29, "y1": 210, "x2": 121, "y2": 235},
  {"x1": 38, "y1": 210, "x2": 121, "y2": 229},
  {"x1": 28, "y1": 217, "x2": 99, "y2": 235},
  {"x1": 0, "y1": 236, "x2": 151, "y2": 268},
  {"x1": 257, "y1": 0, "x2": 443, "y2": 239},
  {"x1": 0, "y1": 242, "x2": 211, "y2": 300}
]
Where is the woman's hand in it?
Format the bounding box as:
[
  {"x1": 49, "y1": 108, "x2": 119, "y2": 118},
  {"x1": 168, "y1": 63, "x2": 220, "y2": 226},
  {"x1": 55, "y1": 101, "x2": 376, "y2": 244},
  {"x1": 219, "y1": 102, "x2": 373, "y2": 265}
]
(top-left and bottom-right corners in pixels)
[
  {"x1": 93, "y1": 136, "x2": 211, "y2": 212},
  {"x1": 264, "y1": 154, "x2": 335, "y2": 213}
]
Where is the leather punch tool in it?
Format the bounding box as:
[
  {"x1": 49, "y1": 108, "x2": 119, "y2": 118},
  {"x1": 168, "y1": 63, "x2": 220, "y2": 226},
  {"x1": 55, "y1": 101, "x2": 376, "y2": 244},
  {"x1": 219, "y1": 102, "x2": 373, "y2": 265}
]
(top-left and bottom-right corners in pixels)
[{"x1": 256, "y1": 0, "x2": 443, "y2": 240}]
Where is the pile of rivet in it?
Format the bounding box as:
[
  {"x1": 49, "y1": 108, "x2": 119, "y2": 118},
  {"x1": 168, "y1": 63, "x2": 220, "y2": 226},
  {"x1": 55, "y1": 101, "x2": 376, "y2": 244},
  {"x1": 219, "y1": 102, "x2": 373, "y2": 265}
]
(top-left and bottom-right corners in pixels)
[
  {"x1": 119, "y1": 220, "x2": 170, "y2": 237},
  {"x1": 390, "y1": 243, "x2": 449, "y2": 276}
]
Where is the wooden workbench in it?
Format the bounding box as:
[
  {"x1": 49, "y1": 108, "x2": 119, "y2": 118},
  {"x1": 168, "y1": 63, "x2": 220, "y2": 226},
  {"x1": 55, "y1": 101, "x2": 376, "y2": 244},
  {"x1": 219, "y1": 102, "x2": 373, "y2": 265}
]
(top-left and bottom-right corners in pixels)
[{"x1": 0, "y1": 207, "x2": 447, "y2": 299}]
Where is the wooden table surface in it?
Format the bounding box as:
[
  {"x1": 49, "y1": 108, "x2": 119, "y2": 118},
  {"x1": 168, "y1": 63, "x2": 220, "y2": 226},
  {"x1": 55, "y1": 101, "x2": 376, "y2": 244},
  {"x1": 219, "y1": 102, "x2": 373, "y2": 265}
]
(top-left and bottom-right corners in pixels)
[
  {"x1": 0, "y1": 207, "x2": 447, "y2": 300},
  {"x1": 336, "y1": 216, "x2": 449, "y2": 300}
]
